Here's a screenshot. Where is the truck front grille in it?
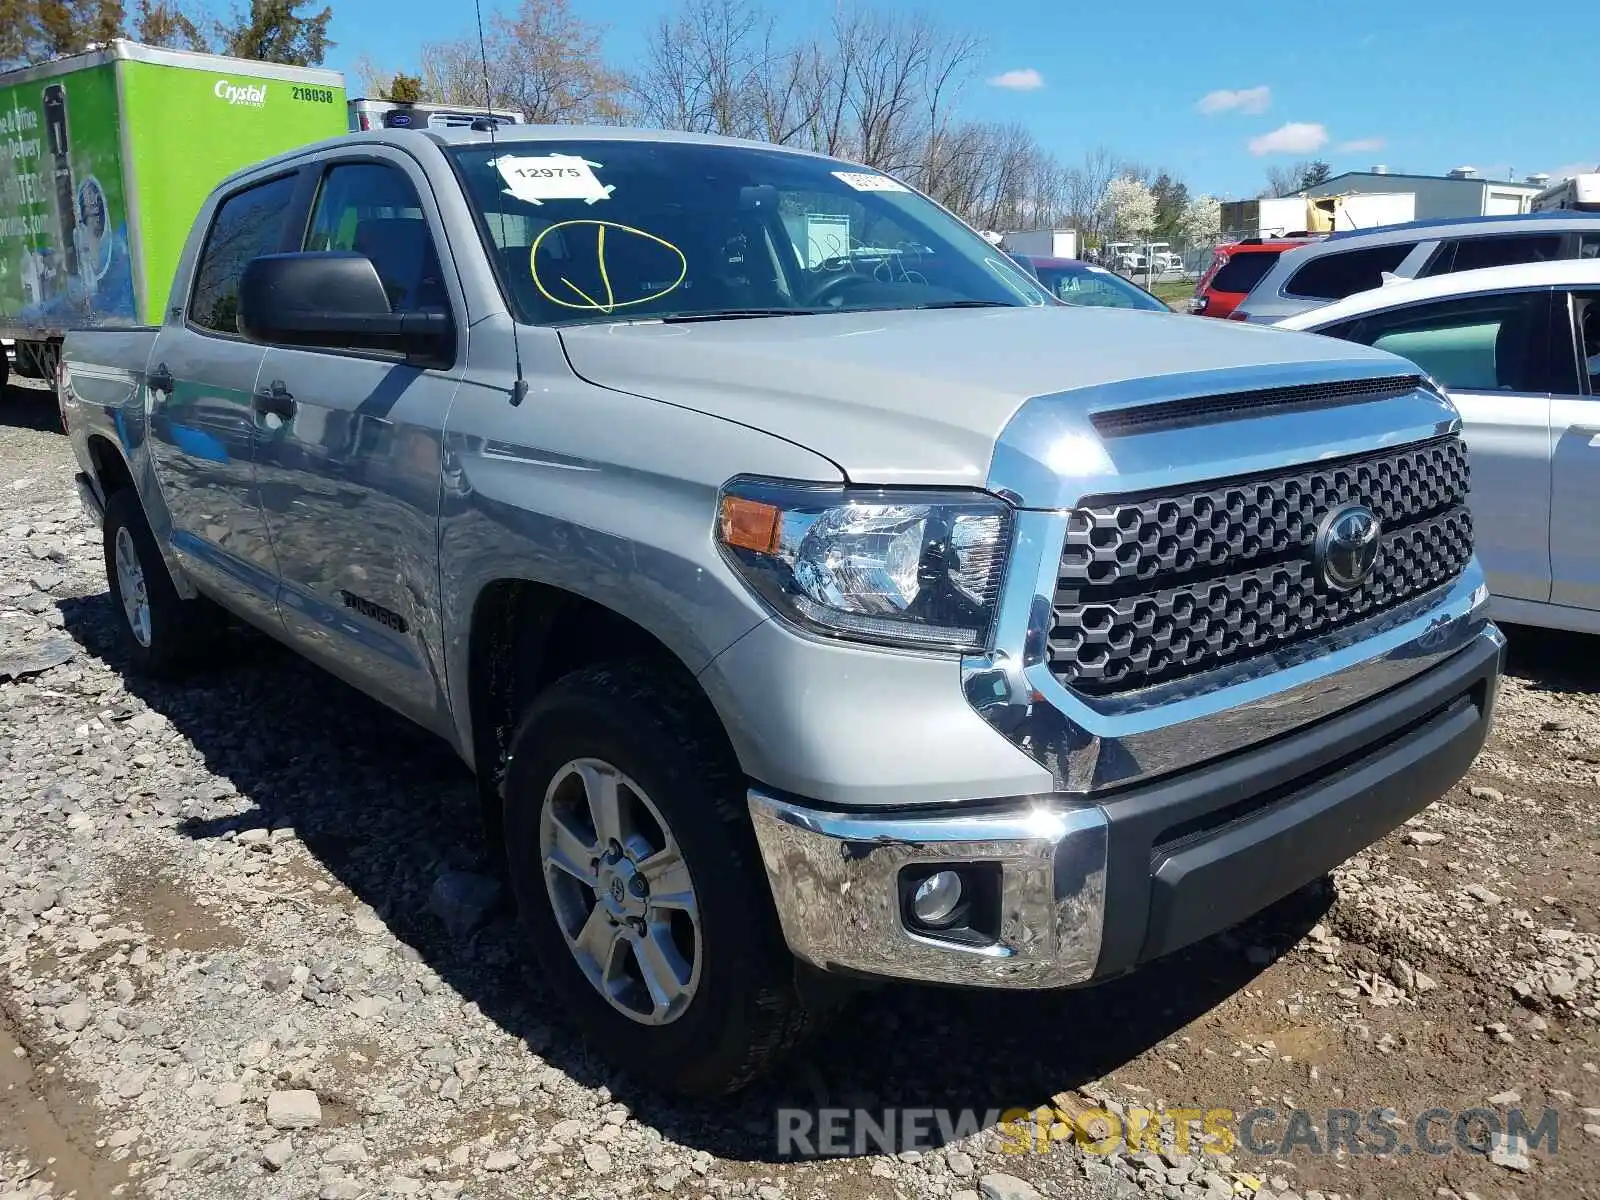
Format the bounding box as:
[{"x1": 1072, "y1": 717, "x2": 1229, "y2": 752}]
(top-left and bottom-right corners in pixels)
[{"x1": 1049, "y1": 435, "x2": 1472, "y2": 696}]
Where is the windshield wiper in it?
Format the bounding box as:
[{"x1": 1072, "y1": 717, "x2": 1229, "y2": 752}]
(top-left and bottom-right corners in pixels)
[
  {"x1": 913, "y1": 299, "x2": 1016, "y2": 310},
  {"x1": 658, "y1": 308, "x2": 826, "y2": 323}
]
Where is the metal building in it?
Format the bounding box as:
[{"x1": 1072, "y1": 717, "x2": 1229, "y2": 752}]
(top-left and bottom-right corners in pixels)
[{"x1": 1300, "y1": 166, "x2": 1545, "y2": 220}]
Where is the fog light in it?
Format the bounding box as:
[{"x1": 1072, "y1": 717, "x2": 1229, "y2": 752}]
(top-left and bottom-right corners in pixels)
[{"x1": 910, "y1": 870, "x2": 963, "y2": 926}]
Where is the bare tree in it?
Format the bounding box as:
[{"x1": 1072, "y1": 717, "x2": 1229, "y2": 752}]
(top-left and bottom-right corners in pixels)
[
  {"x1": 1262, "y1": 160, "x2": 1309, "y2": 198},
  {"x1": 631, "y1": 0, "x2": 766, "y2": 137},
  {"x1": 349, "y1": 0, "x2": 1176, "y2": 238},
  {"x1": 1060, "y1": 146, "x2": 1122, "y2": 241},
  {"x1": 418, "y1": 0, "x2": 624, "y2": 123}
]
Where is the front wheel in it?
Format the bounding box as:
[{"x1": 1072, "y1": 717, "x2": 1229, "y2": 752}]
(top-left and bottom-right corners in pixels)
[{"x1": 503, "y1": 660, "x2": 822, "y2": 1096}]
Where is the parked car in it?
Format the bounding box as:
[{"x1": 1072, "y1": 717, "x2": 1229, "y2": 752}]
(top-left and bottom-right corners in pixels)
[
  {"x1": 1277, "y1": 259, "x2": 1600, "y2": 634},
  {"x1": 1189, "y1": 237, "x2": 1320, "y2": 318},
  {"x1": 1233, "y1": 212, "x2": 1600, "y2": 325},
  {"x1": 61, "y1": 124, "x2": 1503, "y2": 1096},
  {"x1": 1009, "y1": 255, "x2": 1170, "y2": 311}
]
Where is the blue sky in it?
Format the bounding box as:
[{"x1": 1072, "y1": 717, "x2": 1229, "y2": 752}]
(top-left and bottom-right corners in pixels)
[{"x1": 324, "y1": 0, "x2": 1598, "y2": 198}]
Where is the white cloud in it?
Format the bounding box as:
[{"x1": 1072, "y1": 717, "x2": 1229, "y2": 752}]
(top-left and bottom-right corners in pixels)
[
  {"x1": 1338, "y1": 137, "x2": 1387, "y2": 153},
  {"x1": 1196, "y1": 86, "x2": 1271, "y2": 116},
  {"x1": 988, "y1": 68, "x2": 1044, "y2": 91},
  {"x1": 1551, "y1": 161, "x2": 1598, "y2": 180},
  {"x1": 1249, "y1": 122, "x2": 1329, "y2": 156}
]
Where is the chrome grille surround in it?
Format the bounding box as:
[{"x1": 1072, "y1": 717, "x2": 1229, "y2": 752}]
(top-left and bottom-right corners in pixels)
[
  {"x1": 1051, "y1": 436, "x2": 1473, "y2": 695},
  {"x1": 962, "y1": 360, "x2": 1497, "y2": 795}
]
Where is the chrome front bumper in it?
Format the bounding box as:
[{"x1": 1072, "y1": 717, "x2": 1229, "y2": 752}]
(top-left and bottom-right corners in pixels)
[
  {"x1": 748, "y1": 622, "x2": 1503, "y2": 990},
  {"x1": 747, "y1": 790, "x2": 1109, "y2": 988}
]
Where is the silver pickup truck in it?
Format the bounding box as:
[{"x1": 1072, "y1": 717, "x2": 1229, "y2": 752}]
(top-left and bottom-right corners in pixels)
[{"x1": 59, "y1": 125, "x2": 1504, "y2": 1096}]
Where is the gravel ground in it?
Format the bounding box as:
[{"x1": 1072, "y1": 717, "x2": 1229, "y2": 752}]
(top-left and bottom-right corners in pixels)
[{"x1": 2, "y1": 381, "x2": 1598, "y2": 1200}]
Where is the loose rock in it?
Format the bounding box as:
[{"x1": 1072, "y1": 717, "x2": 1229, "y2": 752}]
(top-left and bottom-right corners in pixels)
[{"x1": 265, "y1": 1090, "x2": 322, "y2": 1130}]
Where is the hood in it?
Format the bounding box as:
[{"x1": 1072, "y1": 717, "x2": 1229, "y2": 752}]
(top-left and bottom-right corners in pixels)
[{"x1": 557, "y1": 305, "x2": 1408, "y2": 488}]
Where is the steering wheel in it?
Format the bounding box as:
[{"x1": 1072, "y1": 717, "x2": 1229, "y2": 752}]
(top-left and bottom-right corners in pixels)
[{"x1": 809, "y1": 271, "x2": 883, "y2": 309}]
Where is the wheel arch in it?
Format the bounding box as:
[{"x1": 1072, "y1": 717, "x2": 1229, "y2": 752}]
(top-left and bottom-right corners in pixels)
[
  {"x1": 86, "y1": 432, "x2": 135, "y2": 499},
  {"x1": 461, "y1": 578, "x2": 741, "y2": 856}
]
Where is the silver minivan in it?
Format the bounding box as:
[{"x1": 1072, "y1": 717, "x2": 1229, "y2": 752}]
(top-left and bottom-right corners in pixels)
[{"x1": 1234, "y1": 213, "x2": 1600, "y2": 324}]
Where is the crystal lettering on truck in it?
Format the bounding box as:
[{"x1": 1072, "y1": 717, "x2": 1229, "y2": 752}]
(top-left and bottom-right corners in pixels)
[{"x1": 212, "y1": 79, "x2": 268, "y2": 108}]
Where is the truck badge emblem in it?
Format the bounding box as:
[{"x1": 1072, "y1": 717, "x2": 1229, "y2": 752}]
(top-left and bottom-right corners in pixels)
[{"x1": 1315, "y1": 503, "x2": 1381, "y2": 591}]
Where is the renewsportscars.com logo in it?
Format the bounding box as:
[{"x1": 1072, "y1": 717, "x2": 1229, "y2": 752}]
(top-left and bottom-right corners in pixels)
[{"x1": 213, "y1": 80, "x2": 268, "y2": 107}]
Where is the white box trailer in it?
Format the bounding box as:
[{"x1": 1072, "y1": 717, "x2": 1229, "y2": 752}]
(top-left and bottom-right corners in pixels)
[
  {"x1": 1000, "y1": 228, "x2": 1079, "y2": 259},
  {"x1": 1317, "y1": 192, "x2": 1415, "y2": 230},
  {"x1": 1220, "y1": 197, "x2": 1309, "y2": 238},
  {"x1": 1531, "y1": 173, "x2": 1600, "y2": 213},
  {"x1": 1221, "y1": 193, "x2": 1417, "y2": 238},
  {"x1": 347, "y1": 97, "x2": 524, "y2": 131}
]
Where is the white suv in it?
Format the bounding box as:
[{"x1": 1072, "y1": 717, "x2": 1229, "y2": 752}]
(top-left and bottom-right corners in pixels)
[{"x1": 1233, "y1": 213, "x2": 1600, "y2": 324}]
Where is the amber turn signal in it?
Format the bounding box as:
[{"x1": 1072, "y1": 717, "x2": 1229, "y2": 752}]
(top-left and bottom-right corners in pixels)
[{"x1": 718, "y1": 495, "x2": 782, "y2": 554}]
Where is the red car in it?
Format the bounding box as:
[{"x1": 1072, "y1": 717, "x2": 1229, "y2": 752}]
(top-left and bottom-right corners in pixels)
[{"x1": 1189, "y1": 237, "x2": 1319, "y2": 319}]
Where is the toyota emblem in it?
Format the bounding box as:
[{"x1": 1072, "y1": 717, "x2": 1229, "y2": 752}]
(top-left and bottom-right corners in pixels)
[{"x1": 1314, "y1": 503, "x2": 1381, "y2": 592}]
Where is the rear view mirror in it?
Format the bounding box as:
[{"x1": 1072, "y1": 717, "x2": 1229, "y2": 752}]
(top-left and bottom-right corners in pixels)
[{"x1": 237, "y1": 252, "x2": 452, "y2": 366}]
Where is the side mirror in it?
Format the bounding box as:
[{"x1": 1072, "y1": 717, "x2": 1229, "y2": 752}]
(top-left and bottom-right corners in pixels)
[{"x1": 237, "y1": 252, "x2": 452, "y2": 366}]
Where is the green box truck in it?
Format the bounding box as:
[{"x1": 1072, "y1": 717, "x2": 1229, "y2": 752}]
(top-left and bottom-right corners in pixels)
[{"x1": 0, "y1": 39, "x2": 347, "y2": 390}]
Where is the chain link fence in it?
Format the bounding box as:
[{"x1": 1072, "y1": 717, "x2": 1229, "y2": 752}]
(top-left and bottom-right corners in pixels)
[{"x1": 1085, "y1": 237, "x2": 1223, "y2": 297}]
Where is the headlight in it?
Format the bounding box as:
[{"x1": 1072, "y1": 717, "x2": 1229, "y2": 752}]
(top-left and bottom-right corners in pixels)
[{"x1": 715, "y1": 478, "x2": 1013, "y2": 652}]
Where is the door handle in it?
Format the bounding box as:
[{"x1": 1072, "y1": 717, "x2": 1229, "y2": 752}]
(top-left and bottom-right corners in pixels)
[
  {"x1": 148, "y1": 362, "x2": 174, "y2": 395},
  {"x1": 253, "y1": 380, "x2": 296, "y2": 420}
]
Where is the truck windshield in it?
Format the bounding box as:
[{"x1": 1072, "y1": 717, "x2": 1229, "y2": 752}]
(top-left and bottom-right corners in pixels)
[{"x1": 448, "y1": 140, "x2": 1050, "y2": 325}]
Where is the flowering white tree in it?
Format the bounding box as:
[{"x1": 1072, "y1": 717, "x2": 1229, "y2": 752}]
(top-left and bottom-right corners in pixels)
[
  {"x1": 1101, "y1": 176, "x2": 1156, "y2": 240},
  {"x1": 1181, "y1": 194, "x2": 1222, "y2": 245}
]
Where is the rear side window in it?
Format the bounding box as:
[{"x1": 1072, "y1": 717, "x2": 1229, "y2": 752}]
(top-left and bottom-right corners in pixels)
[
  {"x1": 1286, "y1": 242, "x2": 1417, "y2": 300},
  {"x1": 188, "y1": 175, "x2": 299, "y2": 334},
  {"x1": 1424, "y1": 233, "x2": 1563, "y2": 276},
  {"x1": 1209, "y1": 251, "x2": 1281, "y2": 294},
  {"x1": 1346, "y1": 292, "x2": 1548, "y2": 393},
  {"x1": 1579, "y1": 233, "x2": 1600, "y2": 260}
]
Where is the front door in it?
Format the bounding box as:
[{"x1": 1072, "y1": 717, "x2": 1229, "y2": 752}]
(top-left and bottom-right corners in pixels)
[
  {"x1": 1549, "y1": 290, "x2": 1600, "y2": 611},
  {"x1": 145, "y1": 171, "x2": 301, "y2": 625},
  {"x1": 1345, "y1": 289, "x2": 1556, "y2": 603},
  {"x1": 252, "y1": 153, "x2": 464, "y2": 731}
]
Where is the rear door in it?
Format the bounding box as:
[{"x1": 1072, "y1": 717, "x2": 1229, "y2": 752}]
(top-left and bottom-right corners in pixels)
[
  {"x1": 1200, "y1": 249, "x2": 1280, "y2": 316},
  {"x1": 1341, "y1": 289, "x2": 1555, "y2": 603},
  {"x1": 1548, "y1": 289, "x2": 1600, "y2": 610},
  {"x1": 251, "y1": 150, "x2": 464, "y2": 732},
  {"x1": 145, "y1": 171, "x2": 302, "y2": 625}
]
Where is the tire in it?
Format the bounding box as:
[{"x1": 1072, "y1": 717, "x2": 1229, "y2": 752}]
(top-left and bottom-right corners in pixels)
[
  {"x1": 102, "y1": 488, "x2": 218, "y2": 678},
  {"x1": 503, "y1": 659, "x2": 821, "y2": 1096}
]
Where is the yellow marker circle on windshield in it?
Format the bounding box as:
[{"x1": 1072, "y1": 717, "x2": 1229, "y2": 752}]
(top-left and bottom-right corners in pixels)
[{"x1": 529, "y1": 220, "x2": 688, "y2": 313}]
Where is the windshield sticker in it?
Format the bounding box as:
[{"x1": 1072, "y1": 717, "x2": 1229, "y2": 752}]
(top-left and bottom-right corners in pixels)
[
  {"x1": 491, "y1": 154, "x2": 616, "y2": 205},
  {"x1": 832, "y1": 171, "x2": 909, "y2": 193},
  {"x1": 529, "y1": 219, "x2": 687, "y2": 314}
]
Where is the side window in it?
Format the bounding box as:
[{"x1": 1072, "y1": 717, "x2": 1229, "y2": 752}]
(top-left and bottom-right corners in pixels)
[
  {"x1": 1210, "y1": 250, "x2": 1281, "y2": 294},
  {"x1": 306, "y1": 162, "x2": 449, "y2": 313},
  {"x1": 1578, "y1": 233, "x2": 1600, "y2": 261},
  {"x1": 1347, "y1": 292, "x2": 1548, "y2": 393},
  {"x1": 1285, "y1": 242, "x2": 1418, "y2": 300},
  {"x1": 1575, "y1": 293, "x2": 1600, "y2": 395},
  {"x1": 188, "y1": 174, "x2": 299, "y2": 334},
  {"x1": 1446, "y1": 233, "x2": 1563, "y2": 273}
]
